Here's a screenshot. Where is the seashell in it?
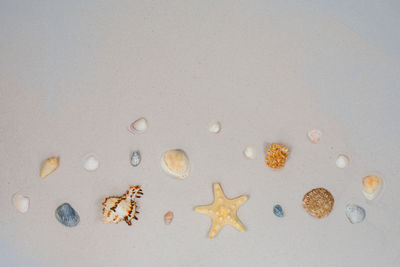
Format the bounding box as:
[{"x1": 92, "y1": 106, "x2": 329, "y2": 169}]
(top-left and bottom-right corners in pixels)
[
  {"x1": 208, "y1": 121, "x2": 221, "y2": 134},
  {"x1": 345, "y1": 203, "x2": 366, "y2": 224},
  {"x1": 302, "y1": 188, "x2": 334, "y2": 219},
  {"x1": 164, "y1": 211, "x2": 174, "y2": 225},
  {"x1": 130, "y1": 151, "x2": 141, "y2": 167},
  {"x1": 12, "y1": 194, "x2": 29, "y2": 213},
  {"x1": 40, "y1": 156, "x2": 59, "y2": 178},
  {"x1": 336, "y1": 154, "x2": 350, "y2": 168},
  {"x1": 129, "y1": 117, "x2": 148, "y2": 134},
  {"x1": 102, "y1": 185, "x2": 143, "y2": 225},
  {"x1": 307, "y1": 129, "x2": 322, "y2": 144},
  {"x1": 83, "y1": 154, "x2": 99, "y2": 171},
  {"x1": 55, "y1": 203, "x2": 80, "y2": 227},
  {"x1": 161, "y1": 149, "x2": 190, "y2": 179},
  {"x1": 273, "y1": 204, "x2": 284, "y2": 218},
  {"x1": 362, "y1": 175, "x2": 383, "y2": 200},
  {"x1": 243, "y1": 145, "x2": 256, "y2": 159},
  {"x1": 265, "y1": 143, "x2": 289, "y2": 169}
]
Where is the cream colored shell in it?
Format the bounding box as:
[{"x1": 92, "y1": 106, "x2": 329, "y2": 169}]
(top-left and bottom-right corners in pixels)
[{"x1": 161, "y1": 149, "x2": 190, "y2": 179}]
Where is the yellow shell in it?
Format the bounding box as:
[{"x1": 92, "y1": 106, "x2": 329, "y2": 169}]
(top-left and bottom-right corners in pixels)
[
  {"x1": 40, "y1": 157, "x2": 59, "y2": 178},
  {"x1": 161, "y1": 149, "x2": 190, "y2": 179}
]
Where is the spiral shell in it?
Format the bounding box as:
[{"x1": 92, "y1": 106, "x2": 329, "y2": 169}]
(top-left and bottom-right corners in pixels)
[{"x1": 102, "y1": 185, "x2": 143, "y2": 225}]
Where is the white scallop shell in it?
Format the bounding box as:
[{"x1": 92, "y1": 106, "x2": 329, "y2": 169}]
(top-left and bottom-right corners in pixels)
[
  {"x1": 208, "y1": 121, "x2": 221, "y2": 134},
  {"x1": 161, "y1": 149, "x2": 190, "y2": 179},
  {"x1": 129, "y1": 118, "x2": 148, "y2": 134},
  {"x1": 243, "y1": 145, "x2": 256, "y2": 159},
  {"x1": 13, "y1": 194, "x2": 29, "y2": 213}
]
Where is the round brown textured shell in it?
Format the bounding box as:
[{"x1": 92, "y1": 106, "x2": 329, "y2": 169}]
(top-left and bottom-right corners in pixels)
[{"x1": 302, "y1": 188, "x2": 334, "y2": 219}]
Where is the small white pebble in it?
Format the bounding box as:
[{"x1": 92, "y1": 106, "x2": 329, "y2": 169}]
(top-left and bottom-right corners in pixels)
[
  {"x1": 336, "y1": 154, "x2": 350, "y2": 168},
  {"x1": 208, "y1": 121, "x2": 221, "y2": 134},
  {"x1": 83, "y1": 155, "x2": 99, "y2": 171},
  {"x1": 243, "y1": 145, "x2": 256, "y2": 159}
]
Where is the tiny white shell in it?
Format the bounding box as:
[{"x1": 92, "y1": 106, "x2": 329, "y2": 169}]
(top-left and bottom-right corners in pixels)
[
  {"x1": 83, "y1": 155, "x2": 99, "y2": 171},
  {"x1": 164, "y1": 211, "x2": 174, "y2": 225},
  {"x1": 208, "y1": 121, "x2": 221, "y2": 134},
  {"x1": 307, "y1": 129, "x2": 322, "y2": 144},
  {"x1": 13, "y1": 194, "x2": 29, "y2": 213},
  {"x1": 243, "y1": 145, "x2": 256, "y2": 159},
  {"x1": 336, "y1": 154, "x2": 350, "y2": 168},
  {"x1": 129, "y1": 118, "x2": 148, "y2": 134}
]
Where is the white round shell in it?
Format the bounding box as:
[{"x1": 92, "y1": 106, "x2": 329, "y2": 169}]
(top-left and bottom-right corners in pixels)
[
  {"x1": 13, "y1": 194, "x2": 29, "y2": 213},
  {"x1": 83, "y1": 155, "x2": 99, "y2": 171},
  {"x1": 336, "y1": 154, "x2": 350, "y2": 168},
  {"x1": 243, "y1": 145, "x2": 256, "y2": 159},
  {"x1": 208, "y1": 121, "x2": 221, "y2": 134}
]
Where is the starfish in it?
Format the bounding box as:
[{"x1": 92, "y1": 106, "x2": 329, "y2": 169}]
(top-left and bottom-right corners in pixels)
[{"x1": 194, "y1": 183, "x2": 248, "y2": 239}]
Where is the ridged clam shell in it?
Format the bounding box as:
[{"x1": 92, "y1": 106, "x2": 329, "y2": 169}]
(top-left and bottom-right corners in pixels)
[
  {"x1": 161, "y1": 149, "x2": 190, "y2": 179},
  {"x1": 12, "y1": 194, "x2": 29, "y2": 213},
  {"x1": 40, "y1": 157, "x2": 59, "y2": 178}
]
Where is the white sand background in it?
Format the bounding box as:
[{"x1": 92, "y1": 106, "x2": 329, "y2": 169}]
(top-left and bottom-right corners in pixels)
[{"x1": 1, "y1": 1, "x2": 400, "y2": 266}]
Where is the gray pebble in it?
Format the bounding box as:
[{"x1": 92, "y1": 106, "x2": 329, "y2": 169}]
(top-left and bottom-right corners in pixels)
[
  {"x1": 55, "y1": 203, "x2": 80, "y2": 227},
  {"x1": 273, "y1": 204, "x2": 284, "y2": 218},
  {"x1": 130, "y1": 151, "x2": 141, "y2": 167}
]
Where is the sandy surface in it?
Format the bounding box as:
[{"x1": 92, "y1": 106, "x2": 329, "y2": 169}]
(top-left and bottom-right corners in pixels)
[{"x1": 1, "y1": 1, "x2": 400, "y2": 266}]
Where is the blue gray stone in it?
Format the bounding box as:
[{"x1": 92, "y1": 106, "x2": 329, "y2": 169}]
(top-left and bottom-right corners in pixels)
[
  {"x1": 273, "y1": 204, "x2": 284, "y2": 218},
  {"x1": 345, "y1": 203, "x2": 366, "y2": 224},
  {"x1": 130, "y1": 151, "x2": 141, "y2": 167},
  {"x1": 55, "y1": 203, "x2": 80, "y2": 227}
]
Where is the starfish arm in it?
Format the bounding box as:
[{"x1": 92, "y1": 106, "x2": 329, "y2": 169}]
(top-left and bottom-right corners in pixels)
[
  {"x1": 208, "y1": 220, "x2": 223, "y2": 239},
  {"x1": 232, "y1": 195, "x2": 248, "y2": 206},
  {"x1": 194, "y1": 205, "x2": 212, "y2": 215},
  {"x1": 213, "y1": 183, "x2": 224, "y2": 198},
  {"x1": 229, "y1": 216, "x2": 246, "y2": 232}
]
